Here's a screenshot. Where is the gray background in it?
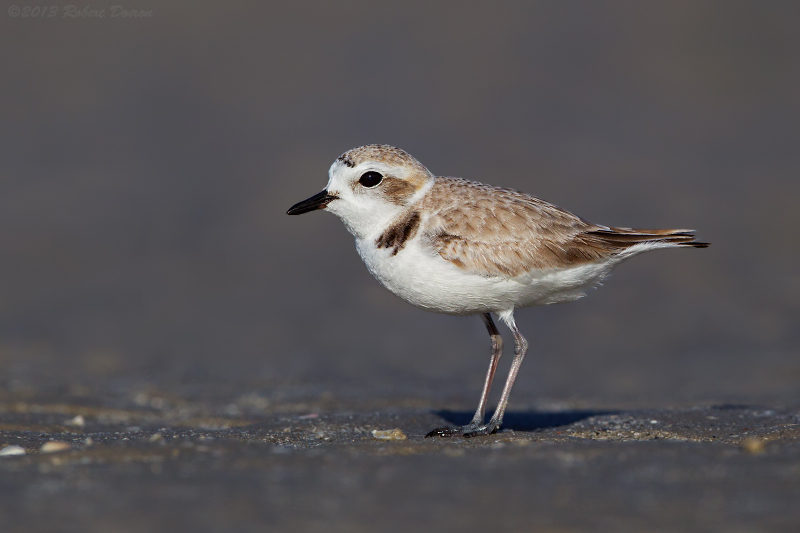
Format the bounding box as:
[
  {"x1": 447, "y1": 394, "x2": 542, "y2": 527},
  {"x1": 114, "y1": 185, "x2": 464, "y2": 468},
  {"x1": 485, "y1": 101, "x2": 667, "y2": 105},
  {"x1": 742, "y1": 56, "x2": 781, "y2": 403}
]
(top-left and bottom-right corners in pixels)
[
  {"x1": 2, "y1": 2, "x2": 800, "y2": 531},
  {"x1": 2, "y1": 1, "x2": 797, "y2": 407}
]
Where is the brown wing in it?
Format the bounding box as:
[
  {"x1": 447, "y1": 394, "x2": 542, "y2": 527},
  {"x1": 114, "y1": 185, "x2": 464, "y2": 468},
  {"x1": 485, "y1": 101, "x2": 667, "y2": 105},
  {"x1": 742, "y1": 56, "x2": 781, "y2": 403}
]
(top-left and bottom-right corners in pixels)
[{"x1": 421, "y1": 177, "x2": 707, "y2": 278}]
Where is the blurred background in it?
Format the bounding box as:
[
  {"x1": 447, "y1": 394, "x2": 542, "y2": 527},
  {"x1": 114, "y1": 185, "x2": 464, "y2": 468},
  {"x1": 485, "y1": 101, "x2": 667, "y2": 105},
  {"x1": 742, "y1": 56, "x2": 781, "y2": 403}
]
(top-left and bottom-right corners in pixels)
[{"x1": 1, "y1": 1, "x2": 798, "y2": 411}]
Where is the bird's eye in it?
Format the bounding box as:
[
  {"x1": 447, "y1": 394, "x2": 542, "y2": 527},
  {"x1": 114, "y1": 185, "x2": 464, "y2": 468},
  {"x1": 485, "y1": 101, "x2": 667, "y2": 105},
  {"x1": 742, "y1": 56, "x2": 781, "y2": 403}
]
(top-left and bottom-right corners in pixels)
[{"x1": 358, "y1": 171, "x2": 383, "y2": 188}]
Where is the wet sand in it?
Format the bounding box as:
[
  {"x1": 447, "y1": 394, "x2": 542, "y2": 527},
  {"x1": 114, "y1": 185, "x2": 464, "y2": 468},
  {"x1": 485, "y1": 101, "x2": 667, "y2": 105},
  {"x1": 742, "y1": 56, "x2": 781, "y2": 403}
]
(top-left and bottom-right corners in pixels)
[{"x1": 1, "y1": 386, "x2": 798, "y2": 532}]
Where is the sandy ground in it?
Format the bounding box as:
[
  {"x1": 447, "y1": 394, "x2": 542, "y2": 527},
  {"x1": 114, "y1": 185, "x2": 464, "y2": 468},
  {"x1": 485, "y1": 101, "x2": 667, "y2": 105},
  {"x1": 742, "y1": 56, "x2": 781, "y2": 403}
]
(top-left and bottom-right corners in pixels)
[{"x1": 1, "y1": 386, "x2": 798, "y2": 532}]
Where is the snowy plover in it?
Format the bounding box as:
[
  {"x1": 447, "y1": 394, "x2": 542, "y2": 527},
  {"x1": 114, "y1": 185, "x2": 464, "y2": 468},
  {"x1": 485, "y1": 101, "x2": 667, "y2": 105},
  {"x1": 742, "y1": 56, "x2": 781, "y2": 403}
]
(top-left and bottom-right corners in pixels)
[{"x1": 288, "y1": 145, "x2": 708, "y2": 437}]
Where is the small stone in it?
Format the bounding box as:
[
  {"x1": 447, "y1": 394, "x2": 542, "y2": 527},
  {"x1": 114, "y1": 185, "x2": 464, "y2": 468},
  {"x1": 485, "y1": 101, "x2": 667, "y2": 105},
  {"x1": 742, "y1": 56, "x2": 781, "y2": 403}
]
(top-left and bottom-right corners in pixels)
[
  {"x1": 742, "y1": 437, "x2": 766, "y2": 454},
  {"x1": 148, "y1": 432, "x2": 164, "y2": 443},
  {"x1": 64, "y1": 415, "x2": 86, "y2": 427},
  {"x1": 371, "y1": 429, "x2": 407, "y2": 441},
  {"x1": 0, "y1": 445, "x2": 26, "y2": 457},
  {"x1": 40, "y1": 441, "x2": 72, "y2": 453}
]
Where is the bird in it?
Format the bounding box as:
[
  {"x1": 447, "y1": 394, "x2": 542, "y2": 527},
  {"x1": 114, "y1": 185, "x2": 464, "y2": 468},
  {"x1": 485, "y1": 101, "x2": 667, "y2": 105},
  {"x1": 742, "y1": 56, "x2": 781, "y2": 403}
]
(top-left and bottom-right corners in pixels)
[{"x1": 287, "y1": 144, "x2": 708, "y2": 437}]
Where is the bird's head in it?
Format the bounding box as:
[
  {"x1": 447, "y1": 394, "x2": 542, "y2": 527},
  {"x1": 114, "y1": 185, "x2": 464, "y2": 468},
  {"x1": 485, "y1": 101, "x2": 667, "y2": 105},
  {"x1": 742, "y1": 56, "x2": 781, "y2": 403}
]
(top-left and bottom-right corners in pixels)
[{"x1": 287, "y1": 145, "x2": 434, "y2": 239}]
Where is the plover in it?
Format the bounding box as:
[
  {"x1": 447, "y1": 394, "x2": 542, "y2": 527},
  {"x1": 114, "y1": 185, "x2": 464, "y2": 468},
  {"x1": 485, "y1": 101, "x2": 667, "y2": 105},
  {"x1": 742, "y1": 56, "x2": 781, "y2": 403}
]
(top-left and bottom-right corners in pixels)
[{"x1": 287, "y1": 145, "x2": 708, "y2": 437}]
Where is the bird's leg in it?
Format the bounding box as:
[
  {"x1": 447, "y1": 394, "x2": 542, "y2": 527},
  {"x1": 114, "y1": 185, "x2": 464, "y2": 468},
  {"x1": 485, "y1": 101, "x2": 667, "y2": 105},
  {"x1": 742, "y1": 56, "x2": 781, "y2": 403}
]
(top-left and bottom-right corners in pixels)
[
  {"x1": 426, "y1": 313, "x2": 503, "y2": 438},
  {"x1": 471, "y1": 313, "x2": 503, "y2": 426},
  {"x1": 462, "y1": 310, "x2": 528, "y2": 437}
]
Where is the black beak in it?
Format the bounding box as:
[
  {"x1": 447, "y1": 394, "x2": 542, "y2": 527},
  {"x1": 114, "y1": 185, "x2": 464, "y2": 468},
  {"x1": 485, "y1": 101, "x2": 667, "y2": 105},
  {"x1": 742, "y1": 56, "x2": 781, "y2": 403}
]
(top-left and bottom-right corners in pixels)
[{"x1": 287, "y1": 190, "x2": 338, "y2": 215}]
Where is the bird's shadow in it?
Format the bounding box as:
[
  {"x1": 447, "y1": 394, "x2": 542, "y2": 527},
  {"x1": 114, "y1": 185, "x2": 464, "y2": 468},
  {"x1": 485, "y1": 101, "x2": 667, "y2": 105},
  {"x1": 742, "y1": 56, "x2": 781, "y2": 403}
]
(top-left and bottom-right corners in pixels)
[{"x1": 432, "y1": 409, "x2": 617, "y2": 432}]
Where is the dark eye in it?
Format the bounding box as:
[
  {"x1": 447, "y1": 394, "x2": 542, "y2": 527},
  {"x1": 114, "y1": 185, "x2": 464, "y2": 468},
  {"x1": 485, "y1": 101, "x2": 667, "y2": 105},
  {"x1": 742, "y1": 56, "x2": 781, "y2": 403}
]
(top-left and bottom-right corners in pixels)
[{"x1": 358, "y1": 171, "x2": 383, "y2": 188}]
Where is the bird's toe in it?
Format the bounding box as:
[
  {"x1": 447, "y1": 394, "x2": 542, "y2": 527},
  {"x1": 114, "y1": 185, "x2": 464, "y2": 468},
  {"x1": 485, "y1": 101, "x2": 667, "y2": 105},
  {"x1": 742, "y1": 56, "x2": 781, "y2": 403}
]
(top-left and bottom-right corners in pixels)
[{"x1": 425, "y1": 422, "x2": 500, "y2": 438}]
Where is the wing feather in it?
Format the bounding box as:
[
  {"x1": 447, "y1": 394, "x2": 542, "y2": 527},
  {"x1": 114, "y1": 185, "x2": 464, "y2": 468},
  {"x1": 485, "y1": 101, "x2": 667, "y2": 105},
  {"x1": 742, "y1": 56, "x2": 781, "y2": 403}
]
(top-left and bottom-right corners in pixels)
[{"x1": 420, "y1": 177, "x2": 706, "y2": 278}]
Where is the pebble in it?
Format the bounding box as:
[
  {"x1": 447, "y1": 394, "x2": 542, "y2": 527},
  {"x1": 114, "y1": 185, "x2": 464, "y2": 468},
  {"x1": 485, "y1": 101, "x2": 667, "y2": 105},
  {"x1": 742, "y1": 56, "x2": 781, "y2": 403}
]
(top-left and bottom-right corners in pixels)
[
  {"x1": 371, "y1": 429, "x2": 407, "y2": 441},
  {"x1": 742, "y1": 437, "x2": 766, "y2": 455},
  {"x1": 64, "y1": 415, "x2": 86, "y2": 427},
  {"x1": 0, "y1": 445, "x2": 26, "y2": 457},
  {"x1": 40, "y1": 441, "x2": 73, "y2": 453}
]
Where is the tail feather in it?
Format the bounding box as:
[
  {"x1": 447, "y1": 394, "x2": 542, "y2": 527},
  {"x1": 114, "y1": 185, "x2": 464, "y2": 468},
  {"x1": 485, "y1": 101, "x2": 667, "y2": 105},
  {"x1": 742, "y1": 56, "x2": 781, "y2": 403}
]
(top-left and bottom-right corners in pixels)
[{"x1": 585, "y1": 227, "x2": 709, "y2": 250}]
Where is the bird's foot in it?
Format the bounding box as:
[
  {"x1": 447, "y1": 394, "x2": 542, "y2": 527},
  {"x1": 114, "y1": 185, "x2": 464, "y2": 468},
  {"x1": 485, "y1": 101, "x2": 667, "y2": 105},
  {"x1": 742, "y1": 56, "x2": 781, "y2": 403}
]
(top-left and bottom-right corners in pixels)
[
  {"x1": 425, "y1": 421, "x2": 501, "y2": 438},
  {"x1": 425, "y1": 426, "x2": 469, "y2": 438},
  {"x1": 463, "y1": 422, "x2": 501, "y2": 438}
]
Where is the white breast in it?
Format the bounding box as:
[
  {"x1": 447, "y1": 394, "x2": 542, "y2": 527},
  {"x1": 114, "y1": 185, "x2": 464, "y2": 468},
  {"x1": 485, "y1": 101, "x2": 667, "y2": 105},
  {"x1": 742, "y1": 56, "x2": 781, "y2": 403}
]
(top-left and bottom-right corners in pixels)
[{"x1": 354, "y1": 235, "x2": 617, "y2": 316}]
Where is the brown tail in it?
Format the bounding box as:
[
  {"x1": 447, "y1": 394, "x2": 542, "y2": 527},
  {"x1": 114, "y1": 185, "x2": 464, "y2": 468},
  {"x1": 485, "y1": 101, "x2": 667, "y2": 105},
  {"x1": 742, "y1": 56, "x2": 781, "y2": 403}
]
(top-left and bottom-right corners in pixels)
[{"x1": 585, "y1": 227, "x2": 709, "y2": 249}]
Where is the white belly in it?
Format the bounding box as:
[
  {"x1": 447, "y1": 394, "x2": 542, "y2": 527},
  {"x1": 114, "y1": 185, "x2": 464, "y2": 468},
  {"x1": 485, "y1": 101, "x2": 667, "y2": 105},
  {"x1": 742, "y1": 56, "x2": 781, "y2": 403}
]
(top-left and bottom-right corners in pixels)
[{"x1": 355, "y1": 237, "x2": 615, "y2": 316}]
